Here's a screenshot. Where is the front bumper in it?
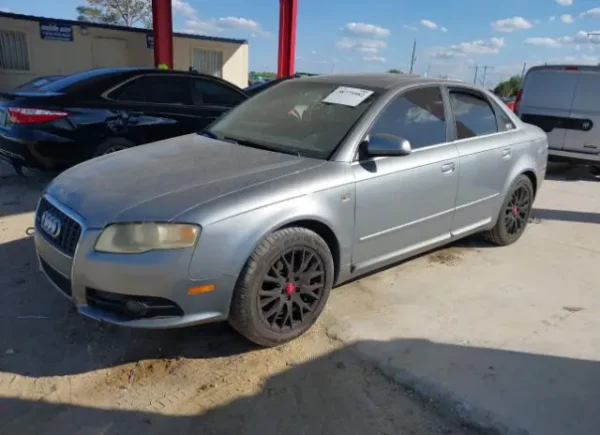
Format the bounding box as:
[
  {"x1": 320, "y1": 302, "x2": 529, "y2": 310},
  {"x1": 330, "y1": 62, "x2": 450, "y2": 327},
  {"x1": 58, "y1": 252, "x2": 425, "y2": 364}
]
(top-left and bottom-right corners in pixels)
[{"x1": 35, "y1": 195, "x2": 236, "y2": 328}]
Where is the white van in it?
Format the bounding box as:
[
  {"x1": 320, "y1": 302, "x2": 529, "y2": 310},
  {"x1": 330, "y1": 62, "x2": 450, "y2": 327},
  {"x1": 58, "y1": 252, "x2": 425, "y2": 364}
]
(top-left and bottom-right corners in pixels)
[{"x1": 516, "y1": 65, "x2": 600, "y2": 170}]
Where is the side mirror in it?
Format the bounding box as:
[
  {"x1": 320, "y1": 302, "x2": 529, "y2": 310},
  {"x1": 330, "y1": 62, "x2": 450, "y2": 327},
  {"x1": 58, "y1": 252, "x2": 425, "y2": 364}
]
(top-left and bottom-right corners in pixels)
[{"x1": 366, "y1": 133, "x2": 412, "y2": 157}]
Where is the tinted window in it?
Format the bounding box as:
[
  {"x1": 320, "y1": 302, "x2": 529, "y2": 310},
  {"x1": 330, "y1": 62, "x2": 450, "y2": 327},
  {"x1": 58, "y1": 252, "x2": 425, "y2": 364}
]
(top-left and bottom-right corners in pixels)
[
  {"x1": 370, "y1": 87, "x2": 447, "y2": 150},
  {"x1": 116, "y1": 75, "x2": 191, "y2": 105},
  {"x1": 450, "y1": 91, "x2": 498, "y2": 139},
  {"x1": 490, "y1": 99, "x2": 516, "y2": 132},
  {"x1": 191, "y1": 79, "x2": 245, "y2": 106}
]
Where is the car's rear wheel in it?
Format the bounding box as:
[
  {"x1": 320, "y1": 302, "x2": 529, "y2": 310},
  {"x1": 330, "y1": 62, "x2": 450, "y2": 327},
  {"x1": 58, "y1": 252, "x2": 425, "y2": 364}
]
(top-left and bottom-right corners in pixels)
[
  {"x1": 483, "y1": 175, "x2": 534, "y2": 246},
  {"x1": 93, "y1": 138, "x2": 134, "y2": 157},
  {"x1": 229, "y1": 227, "x2": 334, "y2": 347}
]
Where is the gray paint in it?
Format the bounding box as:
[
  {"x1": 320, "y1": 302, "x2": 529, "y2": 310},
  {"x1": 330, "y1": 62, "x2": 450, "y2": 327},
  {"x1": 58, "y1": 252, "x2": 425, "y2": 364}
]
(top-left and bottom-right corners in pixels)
[{"x1": 36, "y1": 75, "x2": 548, "y2": 328}]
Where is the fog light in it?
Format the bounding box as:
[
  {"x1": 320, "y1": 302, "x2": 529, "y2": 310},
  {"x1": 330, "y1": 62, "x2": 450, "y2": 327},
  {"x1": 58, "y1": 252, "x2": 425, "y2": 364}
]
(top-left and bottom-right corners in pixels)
[{"x1": 124, "y1": 300, "x2": 147, "y2": 317}]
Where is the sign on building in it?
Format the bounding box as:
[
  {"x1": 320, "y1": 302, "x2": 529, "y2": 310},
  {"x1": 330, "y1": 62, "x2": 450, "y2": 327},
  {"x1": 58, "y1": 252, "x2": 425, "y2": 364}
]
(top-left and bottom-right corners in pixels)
[
  {"x1": 39, "y1": 21, "x2": 73, "y2": 42},
  {"x1": 146, "y1": 34, "x2": 154, "y2": 49}
]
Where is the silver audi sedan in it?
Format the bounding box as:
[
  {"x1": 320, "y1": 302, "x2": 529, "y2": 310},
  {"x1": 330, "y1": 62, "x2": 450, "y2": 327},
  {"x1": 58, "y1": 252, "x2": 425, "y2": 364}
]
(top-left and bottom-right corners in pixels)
[{"x1": 35, "y1": 74, "x2": 548, "y2": 346}]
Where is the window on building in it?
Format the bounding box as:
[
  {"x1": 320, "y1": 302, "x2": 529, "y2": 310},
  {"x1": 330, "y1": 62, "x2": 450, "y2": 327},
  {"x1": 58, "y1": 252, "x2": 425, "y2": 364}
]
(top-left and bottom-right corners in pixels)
[
  {"x1": 192, "y1": 48, "x2": 223, "y2": 78},
  {"x1": 0, "y1": 30, "x2": 30, "y2": 71},
  {"x1": 191, "y1": 78, "x2": 246, "y2": 106},
  {"x1": 115, "y1": 75, "x2": 192, "y2": 105},
  {"x1": 370, "y1": 87, "x2": 447, "y2": 150},
  {"x1": 450, "y1": 91, "x2": 498, "y2": 139}
]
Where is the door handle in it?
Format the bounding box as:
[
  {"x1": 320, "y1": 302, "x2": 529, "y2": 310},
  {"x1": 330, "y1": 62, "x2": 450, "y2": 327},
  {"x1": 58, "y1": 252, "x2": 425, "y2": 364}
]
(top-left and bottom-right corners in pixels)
[
  {"x1": 441, "y1": 162, "x2": 456, "y2": 175},
  {"x1": 502, "y1": 148, "x2": 512, "y2": 160}
]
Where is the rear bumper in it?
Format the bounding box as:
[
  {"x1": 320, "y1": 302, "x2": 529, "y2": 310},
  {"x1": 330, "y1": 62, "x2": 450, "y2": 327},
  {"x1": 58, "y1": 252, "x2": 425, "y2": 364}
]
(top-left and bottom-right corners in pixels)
[
  {"x1": 548, "y1": 149, "x2": 600, "y2": 166},
  {"x1": 0, "y1": 129, "x2": 80, "y2": 170}
]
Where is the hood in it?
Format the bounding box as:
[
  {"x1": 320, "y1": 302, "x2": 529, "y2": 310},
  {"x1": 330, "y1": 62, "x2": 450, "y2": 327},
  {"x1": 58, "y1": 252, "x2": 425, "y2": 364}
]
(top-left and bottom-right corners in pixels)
[{"x1": 46, "y1": 134, "x2": 323, "y2": 227}]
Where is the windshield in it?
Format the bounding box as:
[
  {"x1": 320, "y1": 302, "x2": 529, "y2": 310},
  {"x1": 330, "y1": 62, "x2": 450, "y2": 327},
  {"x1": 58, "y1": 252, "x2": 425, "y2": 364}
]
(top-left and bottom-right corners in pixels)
[{"x1": 207, "y1": 81, "x2": 380, "y2": 159}]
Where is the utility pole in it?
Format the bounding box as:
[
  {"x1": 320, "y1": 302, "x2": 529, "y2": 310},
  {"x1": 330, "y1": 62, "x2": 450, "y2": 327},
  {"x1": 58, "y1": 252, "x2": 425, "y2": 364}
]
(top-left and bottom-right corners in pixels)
[
  {"x1": 426, "y1": 64, "x2": 431, "y2": 77},
  {"x1": 409, "y1": 40, "x2": 417, "y2": 75},
  {"x1": 470, "y1": 65, "x2": 479, "y2": 84},
  {"x1": 481, "y1": 66, "x2": 493, "y2": 86},
  {"x1": 520, "y1": 62, "x2": 527, "y2": 83}
]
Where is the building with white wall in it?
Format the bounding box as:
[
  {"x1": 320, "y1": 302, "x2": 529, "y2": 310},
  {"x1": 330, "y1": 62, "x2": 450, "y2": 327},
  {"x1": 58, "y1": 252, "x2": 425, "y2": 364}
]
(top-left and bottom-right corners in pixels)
[{"x1": 0, "y1": 11, "x2": 249, "y2": 91}]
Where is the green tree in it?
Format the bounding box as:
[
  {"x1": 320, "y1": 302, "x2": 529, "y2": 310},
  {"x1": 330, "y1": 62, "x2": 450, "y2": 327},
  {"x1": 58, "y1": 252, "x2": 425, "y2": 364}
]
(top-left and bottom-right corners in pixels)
[
  {"x1": 76, "y1": 0, "x2": 151, "y2": 27},
  {"x1": 493, "y1": 75, "x2": 522, "y2": 98},
  {"x1": 387, "y1": 69, "x2": 404, "y2": 74}
]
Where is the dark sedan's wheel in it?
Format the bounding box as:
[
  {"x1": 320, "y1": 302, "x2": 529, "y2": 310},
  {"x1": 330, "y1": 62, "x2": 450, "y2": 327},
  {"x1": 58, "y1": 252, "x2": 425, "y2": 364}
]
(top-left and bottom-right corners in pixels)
[
  {"x1": 483, "y1": 175, "x2": 534, "y2": 246},
  {"x1": 229, "y1": 227, "x2": 334, "y2": 347},
  {"x1": 93, "y1": 138, "x2": 134, "y2": 158}
]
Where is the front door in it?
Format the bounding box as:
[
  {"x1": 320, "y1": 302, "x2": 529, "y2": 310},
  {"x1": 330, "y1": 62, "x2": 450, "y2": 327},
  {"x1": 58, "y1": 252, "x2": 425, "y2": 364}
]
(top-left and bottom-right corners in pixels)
[{"x1": 352, "y1": 86, "x2": 459, "y2": 271}]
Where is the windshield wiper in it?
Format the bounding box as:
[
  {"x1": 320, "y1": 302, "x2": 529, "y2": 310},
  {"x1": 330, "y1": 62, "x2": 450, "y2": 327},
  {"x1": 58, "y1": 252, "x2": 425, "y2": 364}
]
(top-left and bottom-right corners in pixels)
[{"x1": 222, "y1": 136, "x2": 301, "y2": 157}]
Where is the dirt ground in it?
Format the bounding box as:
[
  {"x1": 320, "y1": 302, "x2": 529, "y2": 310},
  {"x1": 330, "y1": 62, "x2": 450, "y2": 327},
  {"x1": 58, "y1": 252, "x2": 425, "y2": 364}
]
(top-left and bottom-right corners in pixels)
[{"x1": 0, "y1": 161, "x2": 479, "y2": 435}]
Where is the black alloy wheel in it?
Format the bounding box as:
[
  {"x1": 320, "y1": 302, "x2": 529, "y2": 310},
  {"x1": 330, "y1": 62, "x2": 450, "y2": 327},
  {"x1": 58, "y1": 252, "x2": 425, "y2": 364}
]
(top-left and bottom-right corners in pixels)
[
  {"x1": 258, "y1": 247, "x2": 325, "y2": 331},
  {"x1": 483, "y1": 174, "x2": 534, "y2": 246},
  {"x1": 229, "y1": 227, "x2": 334, "y2": 347},
  {"x1": 504, "y1": 185, "x2": 531, "y2": 235}
]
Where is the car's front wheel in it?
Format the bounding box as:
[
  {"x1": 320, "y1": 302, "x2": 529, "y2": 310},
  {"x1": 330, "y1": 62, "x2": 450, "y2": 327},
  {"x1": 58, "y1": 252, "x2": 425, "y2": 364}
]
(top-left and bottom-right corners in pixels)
[
  {"x1": 483, "y1": 174, "x2": 534, "y2": 246},
  {"x1": 229, "y1": 227, "x2": 334, "y2": 347}
]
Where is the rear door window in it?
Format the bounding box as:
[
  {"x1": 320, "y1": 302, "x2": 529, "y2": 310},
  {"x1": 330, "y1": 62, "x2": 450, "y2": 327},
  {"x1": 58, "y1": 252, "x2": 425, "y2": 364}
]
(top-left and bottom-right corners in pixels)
[
  {"x1": 114, "y1": 75, "x2": 192, "y2": 105},
  {"x1": 570, "y1": 72, "x2": 600, "y2": 112},
  {"x1": 191, "y1": 78, "x2": 246, "y2": 106},
  {"x1": 521, "y1": 70, "x2": 579, "y2": 111},
  {"x1": 449, "y1": 91, "x2": 498, "y2": 139}
]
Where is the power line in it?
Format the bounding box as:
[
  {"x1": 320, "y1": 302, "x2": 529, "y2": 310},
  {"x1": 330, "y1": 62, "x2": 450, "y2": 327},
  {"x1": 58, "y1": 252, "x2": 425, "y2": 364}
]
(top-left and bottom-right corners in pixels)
[{"x1": 469, "y1": 65, "x2": 494, "y2": 86}]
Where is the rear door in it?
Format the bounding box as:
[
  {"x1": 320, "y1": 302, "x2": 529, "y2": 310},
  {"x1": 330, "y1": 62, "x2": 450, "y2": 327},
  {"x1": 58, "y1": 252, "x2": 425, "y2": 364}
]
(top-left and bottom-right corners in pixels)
[
  {"x1": 189, "y1": 76, "x2": 248, "y2": 125},
  {"x1": 563, "y1": 70, "x2": 600, "y2": 155},
  {"x1": 108, "y1": 74, "x2": 203, "y2": 142},
  {"x1": 448, "y1": 87, "x2": 516, "y2": 236},
  {"x1": 519, "y1": 68, "x2": 579, "y2": 151}
]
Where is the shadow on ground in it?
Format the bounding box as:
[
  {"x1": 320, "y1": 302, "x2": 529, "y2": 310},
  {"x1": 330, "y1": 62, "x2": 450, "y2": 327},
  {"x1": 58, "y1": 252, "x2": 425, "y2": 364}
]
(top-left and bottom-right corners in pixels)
[
  {"x1": 532, "y1": 208, "x2": 600, "y2": 224},
  {"x1": 545, "y1": 162, "x2": 599, "y2": 182},
  {"x1": 0, "y1": 164, "x2": 53, "y2": 217},
  {"x1": 1, "y1": 339, "x2": 599, "y2": 435}
]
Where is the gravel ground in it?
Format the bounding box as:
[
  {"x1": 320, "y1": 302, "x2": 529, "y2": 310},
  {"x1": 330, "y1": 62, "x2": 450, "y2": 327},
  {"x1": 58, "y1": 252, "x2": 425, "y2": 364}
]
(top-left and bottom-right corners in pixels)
[{"x1": 0, "y1": 161, "x2": 480, "y2": 435}]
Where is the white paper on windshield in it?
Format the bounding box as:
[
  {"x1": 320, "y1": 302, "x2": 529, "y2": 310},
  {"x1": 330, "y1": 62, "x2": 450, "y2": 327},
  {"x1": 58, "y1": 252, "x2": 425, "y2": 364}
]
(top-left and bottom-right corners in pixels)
[{"x1": 322, "y1": 86, "x2": 374, "y2": 107}]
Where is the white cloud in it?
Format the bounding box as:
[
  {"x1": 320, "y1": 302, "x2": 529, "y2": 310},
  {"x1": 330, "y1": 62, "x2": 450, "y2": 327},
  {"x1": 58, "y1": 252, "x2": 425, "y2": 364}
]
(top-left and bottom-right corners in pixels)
[
  {"x1": 344, "y1": 22, "x2": 390, "y2": 38},
  {"x1": 296, "y1": 56, "x2": 304, "y2": 61},
  {"x1": 363, "y1": 55, "x2": 386, "y2": 63},
  {"x1": 581, "y1": 8, "x2": 600, "y2": 18},
  {"x1": 403, "y1": 24, "x2": 417, "y2": 31},
  {"x1": 491, "y1": 17, "x2": 533, "y2": 33},
  {"x1": 173, "y1": 1, "x2": 268, "y2": 36},
  {"x1": 172, "y1": 0, "x2": 197, "y2": 19},
  {"x1": 311, "y1": 50, "x2": 317, "y2": 55},
  {"x1": 549, "y1": 16, "x2": 556, "y2": 22},
  {"x1": 430, "y1": 37, "x2": 505, "y2": 58},
  {"x1": 337, "y1": 37, "x2": 387, "y2": 54},
  {"x1": 441, "y1": 27, "x2": 448, "y2": 33},
  {"x1": 534, "y1": 19, "x2": 541, "y2": 25},
  {"x1": 525, "y1": 37, "x2": 563, "y2": 48},
  {"x1": 561, "y1": 14, "x2": 575, "y2": 23},
  {"x1": 551, "y1": 54, "x2": 599, "y2": 64},
  {"x1": 556, "y1": 0, "x2": 573, "y2": 5},
  {"x1": 421, "y1": 19, "x2": 438, "y2": 29},
  {"x1": 525, "y1": 30, "x2": 596, "y2": 48}
]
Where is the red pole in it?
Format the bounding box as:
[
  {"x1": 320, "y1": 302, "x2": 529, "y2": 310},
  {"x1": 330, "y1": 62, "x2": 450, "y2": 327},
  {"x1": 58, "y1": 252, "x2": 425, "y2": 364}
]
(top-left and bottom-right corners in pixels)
[
  {"x1": 277, "y1": 0, "x2": 297, "y2": 78},
  {"x1": 152, "y1": 0, "x2": 174, "y2": 69}
]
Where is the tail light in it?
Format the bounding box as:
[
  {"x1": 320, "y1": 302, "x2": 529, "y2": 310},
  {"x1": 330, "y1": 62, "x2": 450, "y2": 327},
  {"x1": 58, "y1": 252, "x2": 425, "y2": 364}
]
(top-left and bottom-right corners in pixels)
[
  {"x1": 513, "y1": 89, "x2": 523, "y2": 114},
  {"x1": 8, "y1": 107, "x2": 69, "y2": 125}
]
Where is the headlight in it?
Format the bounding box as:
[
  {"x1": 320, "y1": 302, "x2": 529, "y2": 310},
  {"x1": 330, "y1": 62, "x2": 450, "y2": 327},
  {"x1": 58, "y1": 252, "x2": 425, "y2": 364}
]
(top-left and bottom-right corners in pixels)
[{"x1": 94, "y1": 223, "x2": 201, "y2": 254}]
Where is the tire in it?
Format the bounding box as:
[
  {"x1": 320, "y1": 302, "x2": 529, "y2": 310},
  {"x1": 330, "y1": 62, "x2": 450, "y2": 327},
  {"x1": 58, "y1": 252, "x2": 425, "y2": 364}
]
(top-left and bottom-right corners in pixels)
[
  {"x1": 229, "y1": 227, "x2": 334, "y2": 347},
  {"x1": 483, "y1": 175, "x2": 534, "y2": 246},
  {"x1": 92, "y1": 138, "x2": 134, "y2": 158}
]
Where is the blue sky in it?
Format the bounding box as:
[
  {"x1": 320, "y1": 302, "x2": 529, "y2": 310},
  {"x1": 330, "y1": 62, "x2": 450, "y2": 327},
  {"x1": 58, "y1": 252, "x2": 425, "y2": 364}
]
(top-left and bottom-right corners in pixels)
[{"x1": 2, "y1": 0, "x2": 600, "y2": 85}]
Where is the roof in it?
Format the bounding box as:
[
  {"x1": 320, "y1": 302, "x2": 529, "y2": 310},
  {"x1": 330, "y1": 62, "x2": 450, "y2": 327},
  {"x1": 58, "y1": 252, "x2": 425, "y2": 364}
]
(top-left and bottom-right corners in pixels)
[
  {"x1": 0, "y1": 11, "x2": 247, "y2": 45},
  {"x1": 527, "y1": 64, "x2": 600, "y2": 72},
  {"x1": 296, "y1": 73, "x2": 464, "y2": 90}
]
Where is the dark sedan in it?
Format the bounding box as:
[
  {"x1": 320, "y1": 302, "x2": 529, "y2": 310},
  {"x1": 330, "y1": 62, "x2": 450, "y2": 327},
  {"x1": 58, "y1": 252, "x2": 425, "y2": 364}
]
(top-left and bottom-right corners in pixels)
[{"x1": 0, "y1": 68, "x2": 249, "y2": 172}]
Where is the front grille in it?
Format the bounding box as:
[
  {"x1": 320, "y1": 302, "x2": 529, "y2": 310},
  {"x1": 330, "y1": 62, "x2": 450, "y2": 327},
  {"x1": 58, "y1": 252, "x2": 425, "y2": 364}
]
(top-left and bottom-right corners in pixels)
[
  {"x1": 36, "y1": 198, "x2": 82, "y2": 257},
  {"x1": 87, "y1": 289, "x2": 184, "y2": 320},
  {"x1": 40, "y1": 257, "x2": 72, "y2": 296}
]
